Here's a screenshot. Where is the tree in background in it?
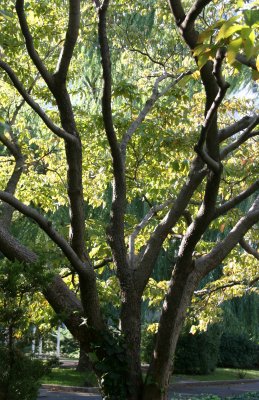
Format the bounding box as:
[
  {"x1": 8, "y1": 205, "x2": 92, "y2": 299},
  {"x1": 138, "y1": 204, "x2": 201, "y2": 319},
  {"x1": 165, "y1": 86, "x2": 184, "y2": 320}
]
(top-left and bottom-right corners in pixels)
[{"x1": 0, "y1": 1, "x2": 258, "y2": 399}]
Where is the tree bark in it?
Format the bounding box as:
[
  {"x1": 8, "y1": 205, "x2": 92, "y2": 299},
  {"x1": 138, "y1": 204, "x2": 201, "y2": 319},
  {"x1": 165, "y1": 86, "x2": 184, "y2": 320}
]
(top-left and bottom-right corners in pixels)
[
  {"x1": 76, "y1": 346, "x2": 93, "y2": 373},
  {"x1": 142, "y1": 265, "x2": 202, "y2": 400},
  {"x1": 120, "y1": 292, "x2": 143, "y2": 400}
]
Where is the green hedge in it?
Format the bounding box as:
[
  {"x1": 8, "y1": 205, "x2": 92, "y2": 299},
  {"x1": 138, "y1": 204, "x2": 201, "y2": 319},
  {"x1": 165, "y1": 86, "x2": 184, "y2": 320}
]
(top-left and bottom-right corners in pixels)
[
  {"x1": 218, "y1": 333, "x2": 259, "y2": 369},
  {"x1": 174, "y1": 325, "x2": 221, "y2": 375}
]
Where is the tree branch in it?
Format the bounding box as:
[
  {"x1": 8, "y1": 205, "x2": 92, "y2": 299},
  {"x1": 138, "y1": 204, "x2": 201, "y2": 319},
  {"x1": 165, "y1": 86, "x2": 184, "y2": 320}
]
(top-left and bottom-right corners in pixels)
[
  {"x1": 135, "y1": 157, "x2": 206, "y2": 293},
  {"x1": 239, "y1": 238, "x2": 259, "y2": 261},
  {"x1": 194, "y1": 280, "x2": 243, "y2": 298},
  {"x1": 214, "y1": 180, "x2": 259, "y2": 218},
  {"x1": 94, "y1": 257, "x2": 113, "y2": 270},
  {"x1": 167, "y1": 0, "x2": 186, "y2": 26},
  {"x1": 129, "y1": 197, "x2": 174, "y2": 266},
  {"x1": 15, "y1": 0, "x2": 53, "y2": 87},
  {"x1": 0, "y1": 132, "x2": 19, "y2": 158},
  {"x1": 0, "y1": 191, "x2": 91, "y2": 277},
  {"x1": 0, "y1": 60, "x2": 76, "y2": 142},
  {"x1": 220, "y1": 115, "x2": 259, "y2": 159},
  {"x1": 183, "y1": 0, "x2": 212, "y2": 29},
  {"x1": 196, "y1": 196, "x2": 259, "y2": 275},
  {"x1": 236, "y1": 54, "x2": 257, "y2": 70},
  {"x1": 219, "y1": 115, "x2": 258, "y2": 142},
  {"x1": 0, "y1": 225, "x2": 37, "y2": 263},
  {"x1": 54, "y1": 0, "x2": 80, "y2": 83},
  {"x1": 120, "y1": 71, "x2": 193, "y2": 159},
  {"x1": 195, "y1": 48, "x2": 229, "y2": 172},
  {"x1": 96, "y1": 0, "x2": 128, "y2": 273}
]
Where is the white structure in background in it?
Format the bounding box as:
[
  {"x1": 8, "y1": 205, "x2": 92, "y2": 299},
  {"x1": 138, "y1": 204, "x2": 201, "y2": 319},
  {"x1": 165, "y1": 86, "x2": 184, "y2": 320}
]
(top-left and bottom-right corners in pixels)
[
  {"x1": 31, "y1": 325, "x2": 36, "y2": 354},
  {"x1": 56, "y1": 324, "x2": 61, "y2": 358},
  {"x1": 38, "y1": 336, "x2": 43, "y2": 356}
]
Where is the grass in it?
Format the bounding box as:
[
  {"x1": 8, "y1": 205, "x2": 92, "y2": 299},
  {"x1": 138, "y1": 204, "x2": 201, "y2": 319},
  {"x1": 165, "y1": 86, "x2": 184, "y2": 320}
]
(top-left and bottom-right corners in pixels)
[
  {"x1": 40, "y1": 367, "x2": 97, "y2": 387},
  {"x1": 41, "y1": 366, "x2": 259, "y2": 388},
  {"x1": 171, "y1": 368, "x2": 259, "y2": 382}
]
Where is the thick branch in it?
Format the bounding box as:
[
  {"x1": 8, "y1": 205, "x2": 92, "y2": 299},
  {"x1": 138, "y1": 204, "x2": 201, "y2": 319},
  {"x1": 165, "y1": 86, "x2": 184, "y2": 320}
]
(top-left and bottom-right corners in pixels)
[
  {"x1": 0, "y1": 133, "x2": 19, "y2": 158},
  {"x1": 135, "y1": 157, "x2": 206, "y2": 293},
  {"x1": 195, "y1": 49, "x2": 229, "y2": 171},
  {"x1": 236, "y1": 54, "x2": 257, "y2": 70},
  {"x1": 167, "y1": 0, "x2": 186, "y2": 26},
  {"x1": 219, "y1": 115, "x2": 258, "y2": 142},
  {"x1": 55, "y1": 0, "x2": 80, "y2": 83},
  {"x1": 96, "y1": 0, "x2": 128, "y2": 272},
  {"x1": 239, "y1": 238, "x2": 259, "y2": 261},
  {"x1": 196, "y1": 196, "x2": 259, "y2": 275},
  {"x1": 0, "y1": 60, "x2": 75, "y2": 142},
  {"x1": 0, "y1": 191, "x2": 90, "y2": 277},
  {"x1": 0, "y1": 228, "x2": 93, "y2": 349},
  {"x1": 15, "y1": 0, "x2": 53, "y2": 87},
  {"x1": 214, "y1": 180, "x2": 259, "y2": 218},
  {"x1": 0, "y1": 225, "x2": 37, "y2": 263},
  {"x1": 220, "y1": 115, "x2": 259, "y2": 159},
  {"x1": 183, "y1": 0, "x2": 212, "y2": 29}
]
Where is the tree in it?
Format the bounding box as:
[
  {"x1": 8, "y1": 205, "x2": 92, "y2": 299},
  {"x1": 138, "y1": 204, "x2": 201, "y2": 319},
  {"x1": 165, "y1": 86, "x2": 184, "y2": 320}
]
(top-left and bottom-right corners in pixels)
[{"x1": 0, "y1": 1, "x2": 258, "y2": 399}]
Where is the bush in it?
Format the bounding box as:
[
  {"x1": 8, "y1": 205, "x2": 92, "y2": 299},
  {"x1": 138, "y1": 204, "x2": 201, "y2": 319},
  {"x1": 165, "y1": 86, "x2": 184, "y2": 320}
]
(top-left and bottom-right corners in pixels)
[
  {"x1": 0, "y1": 346, "x2": 51, "y2": 400},
  {"x1": 218, "y1": 333, "x2": 259, "y2": 369},
  {"x1": 141, "y1": 324, "x2": 221, "y2": 375},
  {"x1": 174, "y1": 325, "x2": 222, "y2": 375}
]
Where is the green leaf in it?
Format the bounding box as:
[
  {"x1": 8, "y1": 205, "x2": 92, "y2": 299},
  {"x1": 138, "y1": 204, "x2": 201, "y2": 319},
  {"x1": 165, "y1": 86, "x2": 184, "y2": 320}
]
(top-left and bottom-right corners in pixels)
[
  {"x1": 197, "y1": 53, "x2": 210, "y2": 69},
  {"x1": 241, "y1": 27, "x2": 256, "y2": 59},
  {"x1": 243, "y1": 9, "x2": 259, "y2": 27},
  {"x1": 193, "y1": 44, "x2": 211, "y2": 57},
  {"x1": 227, "y1": 38, "x2": 242, "y2": 65},
  {"x1": 0, "y1": 9, "x2": 13, "y2": 20},
  {"x1": 216, "y1": 17, "x2": 240, "y2": 42}
]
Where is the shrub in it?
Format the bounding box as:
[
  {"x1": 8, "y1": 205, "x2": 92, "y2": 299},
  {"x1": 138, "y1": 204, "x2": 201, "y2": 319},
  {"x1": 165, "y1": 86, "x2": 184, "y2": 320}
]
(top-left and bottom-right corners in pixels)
[
  {"x1": 0, "y1": 346, "x2": 51, "y2": 400},
  {"x1": 174, "y1": 324, "x2": 222, "y2": 375},
  {"x1": 218, "y1": 333, "x2": 259, "y2": 369},
  {"x1": 141, "y1": 324, "x2": 221, "y2": 375}
]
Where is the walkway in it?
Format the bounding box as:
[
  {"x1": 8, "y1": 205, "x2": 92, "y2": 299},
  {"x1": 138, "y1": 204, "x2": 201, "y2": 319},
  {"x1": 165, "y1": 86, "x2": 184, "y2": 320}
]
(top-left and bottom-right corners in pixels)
[{"x1": 39, "y1": 380, "x2": 259, "y2": 399}]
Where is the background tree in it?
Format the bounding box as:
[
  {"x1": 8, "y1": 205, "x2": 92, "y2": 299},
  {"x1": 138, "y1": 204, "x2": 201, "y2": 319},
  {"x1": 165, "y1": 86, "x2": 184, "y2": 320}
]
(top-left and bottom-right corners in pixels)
[{"x1": 0, "y1": 1, "x2": 258, "y2": 399}]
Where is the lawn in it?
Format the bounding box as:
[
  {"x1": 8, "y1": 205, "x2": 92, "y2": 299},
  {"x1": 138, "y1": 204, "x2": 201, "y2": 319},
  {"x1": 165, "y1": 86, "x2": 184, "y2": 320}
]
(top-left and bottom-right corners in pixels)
[
  {"x1": 41, "y1": 366, "x2": 259, "y2": 387},
  {"x1": 171, "y1": 368, "x2": 259, "y2": 382},
  {"x1": 40, "y1": 367, "x2": 97, "y2": 387}
]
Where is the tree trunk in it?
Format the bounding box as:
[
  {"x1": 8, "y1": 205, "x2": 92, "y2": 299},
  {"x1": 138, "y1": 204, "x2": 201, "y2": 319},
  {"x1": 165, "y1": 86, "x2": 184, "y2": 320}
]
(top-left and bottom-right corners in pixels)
[
  {"x1": 142, "y1": 266, "x2": 202, "y2": 400},
  {"x1": 76, "y1": 346, "x2": 92, "y2": 372},
  {"x1": 120, "y1": 293, "x2": 143, "y2": 400}
]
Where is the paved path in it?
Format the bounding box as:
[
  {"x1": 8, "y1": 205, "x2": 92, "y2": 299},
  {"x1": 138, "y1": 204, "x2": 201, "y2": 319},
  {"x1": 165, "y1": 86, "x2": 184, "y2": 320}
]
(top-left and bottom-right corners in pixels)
[
  {"x1": 170, "y1": 380, "x2": 259, "y2": 398},
  {"x1": 39, "y1": 381, "x2": 259, "y2": 399},
  {"x1": 39, "y1": 389, "x2": 101, "y2": 399}
]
